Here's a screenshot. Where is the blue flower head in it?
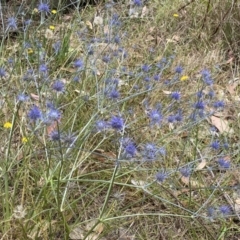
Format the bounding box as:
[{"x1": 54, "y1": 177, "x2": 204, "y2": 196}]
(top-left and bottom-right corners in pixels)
[
  {"x1": 7, "y1": 17, "x2": 17, "y2": 30},
  {"x1": 194, "y1": 101, "x2": 205, "y2": 110},
  {"x1": 210, "y1": 141, "x2": 220, "y2": 150},
  {"x1": 180, "y1": 166, "x2": 191, "y2": 177},
  {"x1": 28, "y1": 105, "x2": 42, "y2": 121},
  {"x1": 0, "y1": 67, "x2": 6, "y2": 78},
  {"x1": 171, "y1": 91, "x2": 181, "y2": 101},
  {"x1": 175, "y1": 65, "x2": 183, "y2": 74},
  {"x1": 96, "y1": 120, "x2": 108, "y2": 132},
  {"x1": 38, "y1": 3, "x2": 50, "y2": 13},
  {"x1": 121, "y1": 138, "x2": 137, "y2": 159},
  {"x1": 49, "y1": 130, "x2": 61, "y2": 141},
  {"x1": 73, "y1": 59, "x2": 84, "y2": 69},
  {"x1": 110, "y1": 116, "x2": 124, "y2": 130},
  {"x1": 219, "y1": 205, "x2": 231, "y2": 216},
  {"x1": 52, "y1": 80, "x2": 65, "y2": 92},
  {"x1": 217, "y1": 158, "x2": 230, "y2": 169},
  {"x1": 142, "y1": 143, "x2": 165, "y2": 161},
  {"x1": 156, "y1": 171, "x2": 167, "y2": 183},
  {"x1": 148, "y1": 109, "x2": 162, "y2": 126},
  {"x1": 213, "y1": 100, "x2": 225, "y2": 109},
  {"x1": 133, "y1": 0, "x2": 142, "y2": 6}
]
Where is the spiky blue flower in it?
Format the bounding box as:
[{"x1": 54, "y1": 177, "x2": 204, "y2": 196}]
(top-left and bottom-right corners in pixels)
[
  {"x1": 73, "y1": 59, "x2": 84, "y2": 69},
  {"x1": 141, "y1": 64, "x2": 151, "y2": 72},
  {"x1": 7, "y1": 17, "x2": 17, "y2": 30},
  {"x1": 217, "y1": 158, "x2": 230, "y2": 169},
  {"x1": 175, "y1": 65, "x2": 183, "y2": 74},
  {"x1": 49, "y1": 130, "x2": 61, "y2": 141},
  {"x1": 39, "y1": 64, "x2": 48, "y2": 73},
  {"x1": 0, "y1": 67, "x2": 6, "y2": 78},
  {"x1": 180, "y1": 167, "x2": 191, "y2": 177},
  {"x1": 219, "y1": 205, "x2": 231, "y2": 216},
  {"x1": 213, "y1": 100, "x2": 225, "y2": 109},
  {"x1": 28, "y1": 105, "x2": 42, "y2": 121},
  {"x1": 52, "y1": 80, "x2": 65, "y2": 92},
  {"x1": 96, "y1": 120, "x2": 108, "y2": 132},
  {"x1": 121, "y1": 138, "x2": 137, "y2": 159},
  {"x1": 171, "y1": 91, "x2": 181, "y2": 100},
  {"x1": 142, "y1": 143, "x2": 165, "y2": 161},
  {"x1": 194, "y1": 101, "x2": 205, "y2": 110},
  {"x1": 133, "y1": 0, "x2": 142, "y2": 6},
  {"x1": 110, "y1": 116, "x2": 124, "y2": 130},
  {"x1": 17, "y1": 93, "x2": 29, "y2": 102},
  {"x1": 210, "y1": 141, "x2": 220, "y2": 150},
  {"x1": 148, "y1": 109, "x2": 162, "y2": 126},
  {"x1": 38, "y1": 3, "x2": 50, "y2": 13},
  {"x1": 156, "y1": 171, "x2": 167, "y2": 183}
]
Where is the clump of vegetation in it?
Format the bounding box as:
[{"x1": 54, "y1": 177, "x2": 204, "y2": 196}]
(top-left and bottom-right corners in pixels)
[{"x1": 1, "y1": 0, "x2": 240, "y2": 239}]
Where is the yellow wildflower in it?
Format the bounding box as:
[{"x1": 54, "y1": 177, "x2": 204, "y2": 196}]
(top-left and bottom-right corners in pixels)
[
  {"x1": 4, "y1": 122, "x2": 12, "y2": 129},
  {"x1": 51, "y1": 10, "x2": 57, "y2": 14},
  {"x1": 22, "y1": 137, "x2": 28, "y2": 144},
  {"x1": 27, "y1": 48, "x2": 33, "y2": 54},
  {"x1": 173, "y1": 14, "x2": 179, "y2": 18},
  {"x1": 180, "y1": 75, "x2": 189, "y2": 81},
  {"x1": 49, "y1": 25, "x2": 55, "y2": 30}
]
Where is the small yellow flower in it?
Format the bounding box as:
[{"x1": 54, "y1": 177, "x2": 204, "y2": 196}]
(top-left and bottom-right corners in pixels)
[
  {"x1": 173, "y1": 13, "x2": 179, "y2": 18},
  {"x1": 180, "y1": 75, "x2": 189, "y2": 81},
  {"x1": 49, "y1": 25, "x2": 55, "y2": 30},
  {"x1": 22, "y1": 137, "x2": 28, "y2": 144},
  {"x1": 51, "y1": 10, "x2": 57, "y2": 14},
  {"x1": 27, "y1": 48, "x2": 33, "y2": 54},
  {"x1": 4, "y1": 122, "x2": 12, "y2": 129}
]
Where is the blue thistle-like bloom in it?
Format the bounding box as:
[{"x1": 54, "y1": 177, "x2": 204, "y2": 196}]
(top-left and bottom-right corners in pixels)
[
  {"x1": 102, "y1": 55, "x2": 111, "y2": 63},
  {"x1": 156, "y1": 171, "x2": 167, "y2": 183},
  {"x1": 114, "y1": 35, "x2": 121, "y2": 44},
  {"x1": 52, "y1": 80, "x2": 65, "y2": 92},
  {"x1": 180, "y1": 167, "x2": 191, "y2": 177},
  {"x1": 148, "y1": 109, "x2": 162, "y2": 126},
  {"x1": 213, "y1": 100, "x2": 225, "y2": 109},
  {"x1": 110, "y1": 116, "x2": 124, "y2": 130},
  {"x1": 141, "y1": 64, "x2": 151, "y2": 72},
  {"x1": 175, "y1": 65, "x2": 183, "y2": 74},
  {"x1": 208, "y1": 90, "x2": 215, "y2": 98},
  {"x1": 144, "y1": 76, "x2": 151, "y2": 82},
  {"x1": 7, "y1": 17, "x2": 17, "y2": 30},
  {"x1": 39, "y1": 64, "x2": 48, "y2": 73},
  {"x1": 49, "y1": 130, "x2": 61, "y2": 141},
  {"x1": 108, "y1": 89, "x2": 120, "y2": 99},
  {"x1": 194, "y1": 101, "x2": 205, "y2": 110},
  {"x1": 207, "y1": 207, "x2": 215, "y2": 219},
  {"x1": 153, "y1": 74, "x2": 161, "y2": 81},
  {"x1": 38, "y1": 2, "x2": 50, "y2": 13},
  {"x1": 28, "y1": 105, "x2": 42, "y2": 121},
  {"x1": 171, "y1": 91, "x2": 181, "y2": 100},
  {"x1": 210, "y1": 141, "x2": 220, "y2": 150},
  {"x1": 196, "y1": 90, "x2": 204, "y2": 98},
  {"x1": 121, "y1": 138, "x2": 137, "y2": 159},
  {"x1": 217, "y1": 158, "x2": 230, "y2": 169},
  {"x1": 142, "y1": 143, "x2": 165, "y2": 161},
  {"x1": 133, "y1": 0, "x2": 142, "y2": 6},
  {"x1": 219, "y1": 205, "x2": 231, "y2": 216},
  {"x1": 167, "y1": 115, "x2": 175, "y2": 123},
  {"x1": 62, "y1": 132, "x2": 76, "y2": 145},
  {"x1": 96, "y1": 120, "x2": 108, "y2": 132},
  {"x1": 201, "y1": 69, "x2": 213, "y2": 85},
  {"x1": 73, "y1": 59, "x2": 84, "y2": 69},
  {"x1": 0, "y1": 67, "x2": 6, "y2": 78},
  {"x1": 174, "y1": 110, "x2": 183, "y2": 122},
  {"x1": 46, "y1": 108, "x2": 61, "y2": 121},
  {"x1": 17, "y1": 93, "x2": 29, "y2": 102}
]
